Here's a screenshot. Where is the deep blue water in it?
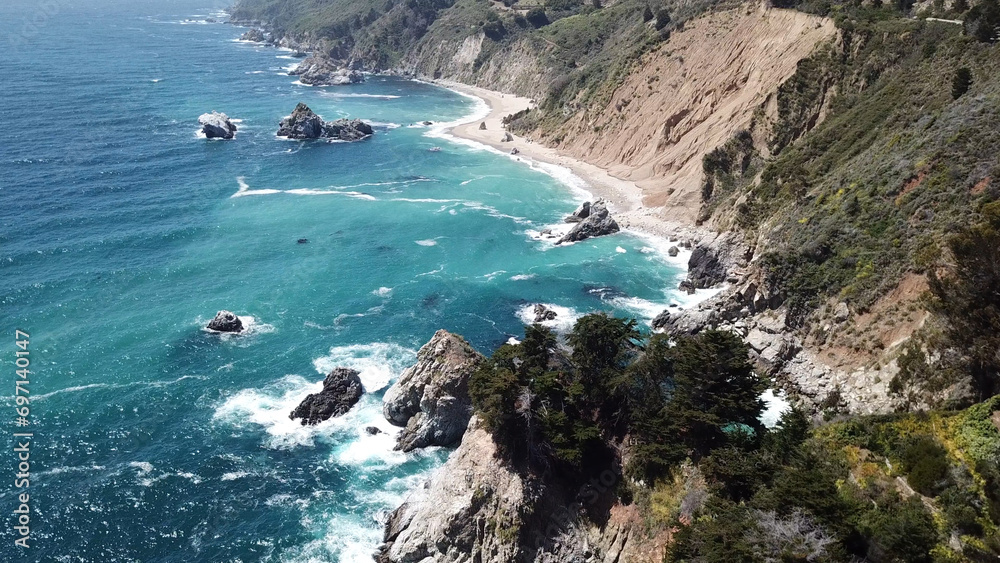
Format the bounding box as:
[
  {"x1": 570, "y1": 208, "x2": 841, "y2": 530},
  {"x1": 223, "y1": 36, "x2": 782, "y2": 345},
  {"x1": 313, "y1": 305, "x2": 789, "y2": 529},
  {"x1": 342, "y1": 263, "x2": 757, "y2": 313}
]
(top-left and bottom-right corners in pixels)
[{"x1": 0, "y1": 1, "x2": 688, "y2": 561}]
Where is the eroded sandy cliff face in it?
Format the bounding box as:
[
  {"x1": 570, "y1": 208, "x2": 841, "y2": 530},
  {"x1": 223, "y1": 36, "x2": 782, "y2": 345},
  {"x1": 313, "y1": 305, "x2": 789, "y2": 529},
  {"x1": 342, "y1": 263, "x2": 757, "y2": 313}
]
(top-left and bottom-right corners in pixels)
[{"x1": 538, "y1": 6, "x2": 836, "y2": 223}]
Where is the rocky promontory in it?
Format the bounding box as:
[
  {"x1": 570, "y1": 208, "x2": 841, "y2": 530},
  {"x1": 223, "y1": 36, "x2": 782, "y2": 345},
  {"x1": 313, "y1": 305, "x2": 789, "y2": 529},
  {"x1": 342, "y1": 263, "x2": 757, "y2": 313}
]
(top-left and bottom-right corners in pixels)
[
  {"x1": 290, "y1": 54, "x2": 364, "y2": 86},
  {"x1": 199, "y1": 111, "x2": 238, "y2": 140},
  {"x1": 556, "y1": 200, "x2": 620, "y2": 245},
  {"x1": 382, "y1": 330, "x2": 483, "y2": 452},
  {"x1": 289, "y1": 367, "x2": 364, "y2": 425},
  {"x1": 239, "y1": 28, "x2": 266, "y2": 42},
  {"x1": 276, "y1": 103, "x2": 373, "y2": 141}
]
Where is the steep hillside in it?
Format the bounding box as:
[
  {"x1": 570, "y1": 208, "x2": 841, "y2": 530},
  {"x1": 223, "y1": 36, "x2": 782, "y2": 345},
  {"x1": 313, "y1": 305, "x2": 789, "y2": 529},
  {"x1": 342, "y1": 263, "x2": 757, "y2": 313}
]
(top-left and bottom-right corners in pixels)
[{"x1": 517, "y1": 6, "x2": 836, "y2": 223}]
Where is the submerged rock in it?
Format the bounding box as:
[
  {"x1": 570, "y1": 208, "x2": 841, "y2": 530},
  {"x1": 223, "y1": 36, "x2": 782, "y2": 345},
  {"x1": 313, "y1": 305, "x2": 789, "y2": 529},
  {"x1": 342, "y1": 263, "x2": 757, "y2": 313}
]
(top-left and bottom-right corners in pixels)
[
  {"x1": 199, "y1": 111, "x2": 237, "y2": 139},
  {"x1": 365, "y1": 426, "x2": 383, "y2": 436},
  {"x1": 290, "y1": 55, "x2": 364, "y2": 86},
  {"x1": 277, "y1": 103, "x2": 373, "y2": 141},
  {"x1": 289, "y1": 367, "x2": 364, "y2": 425},
  {"x1": 556, "y1": 199, "x2": 620, "y2": 244},
  {"x1": 382, "y1": 330, "x2": 484, "y2": 452},
  {"x1": 206, "y1": 310, "x2": 243, "y2": 333}
]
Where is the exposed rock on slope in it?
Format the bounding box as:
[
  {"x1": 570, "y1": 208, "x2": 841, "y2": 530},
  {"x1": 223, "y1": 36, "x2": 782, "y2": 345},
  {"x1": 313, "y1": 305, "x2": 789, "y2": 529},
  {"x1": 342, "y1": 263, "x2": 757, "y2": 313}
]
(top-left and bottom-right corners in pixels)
[
  {"x1": 199, "y1": 111, "x2": 238, "y2": 139},
  {"x1": 537, "y1": 7, "x2": 836, "y2": 223},
  {"x1": 289, "y1": 367, "x2": 364, "y2": 425},
  {"x1": 382, "y1": 330, "x2": 483, "y2": 452},
  {"x1": 290, "y1": 54, "x2": 364, "y2": 86},
  {"x1": 277, "y1": 103, "x2": 373, "y2": 141},
  {"x1": 378, "y1": 418, "x2": 664, "y2": 563}
]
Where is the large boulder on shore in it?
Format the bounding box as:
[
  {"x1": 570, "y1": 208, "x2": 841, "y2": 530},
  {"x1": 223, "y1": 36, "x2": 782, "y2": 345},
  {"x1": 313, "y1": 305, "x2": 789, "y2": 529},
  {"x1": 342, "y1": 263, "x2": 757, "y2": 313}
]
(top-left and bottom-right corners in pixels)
[
  {"x1": 289, "y1": 367, "x2": 364, "y2": 425},
  {"x1": 382, "y1": 330, "x2": 484, "y2": 452},
  {"x1": 199, "y1": 112, "x2": 237, "y2": 139},
  {"x1": 206, "y1": 310, "x2": 243, "y2": 332},
  {"x1": 290, "y1": 54, "x2": 364, "y2": 86},
  {"x1": 277, "y1": 103, "x2": 373, "y2": 141},
  {"x1": 556, "y1": 199, "x2": 620, "y2": 244},
  {"x1": 685, "y1": 245, "x2": 726, "y2": 289}
]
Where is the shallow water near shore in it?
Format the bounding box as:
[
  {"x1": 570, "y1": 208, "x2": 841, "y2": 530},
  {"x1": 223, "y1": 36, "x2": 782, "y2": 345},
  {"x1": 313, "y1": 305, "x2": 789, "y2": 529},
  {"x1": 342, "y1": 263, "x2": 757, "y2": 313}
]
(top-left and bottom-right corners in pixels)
[{"x1": 0, "y1": 1, "x2": 688, "y2": 560}]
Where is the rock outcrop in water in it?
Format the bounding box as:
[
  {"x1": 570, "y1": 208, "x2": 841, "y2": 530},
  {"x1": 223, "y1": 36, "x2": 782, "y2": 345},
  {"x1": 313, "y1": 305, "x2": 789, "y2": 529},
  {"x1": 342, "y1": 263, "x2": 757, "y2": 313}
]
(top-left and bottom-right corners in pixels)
[
  {"x1": 206, "y1": 310, "x2": 243, "y2": 332},
  {"x1": 556, "y1": 200, "x2": 620, "y2": 245},
  {"x1": 532, "y1": 304, "x2": 557, "y2": 322},
  {"x1": 199, "y1": 111, "x2": 237, "y2": 139},
  {"x1": 276, "y1": 103, "x2": 373, "y2": 141},
  {"x1": 382, "y1": 330, "x2": 483, "y2": 452},
  {"x1": 289, "y1": 367, "x2": 364, "y2": 425},
  {"x1": 290, "y1": 54, "x2": 364, "y2": 86},
  {"x1": 239, "y1": 28, "x2": 266, "y2": 42}
]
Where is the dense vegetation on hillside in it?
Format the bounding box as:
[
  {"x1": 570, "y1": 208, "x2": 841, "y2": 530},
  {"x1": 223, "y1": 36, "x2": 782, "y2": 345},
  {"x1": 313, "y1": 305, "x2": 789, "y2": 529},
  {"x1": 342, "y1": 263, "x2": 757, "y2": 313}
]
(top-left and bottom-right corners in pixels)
[
  {"x1": 471, "y1": 314, "x2": 1000, "y2": 562},
  {"x1": 230, "y1": 0, "x2": 726, "y2": 96}
]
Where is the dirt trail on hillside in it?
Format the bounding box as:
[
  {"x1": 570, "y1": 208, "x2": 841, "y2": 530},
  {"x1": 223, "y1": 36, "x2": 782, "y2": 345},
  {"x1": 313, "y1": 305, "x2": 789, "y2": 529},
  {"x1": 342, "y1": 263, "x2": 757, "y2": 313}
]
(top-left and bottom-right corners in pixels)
[{"x1": 549, "y1": 6, "x2": 836, "y2": 224}]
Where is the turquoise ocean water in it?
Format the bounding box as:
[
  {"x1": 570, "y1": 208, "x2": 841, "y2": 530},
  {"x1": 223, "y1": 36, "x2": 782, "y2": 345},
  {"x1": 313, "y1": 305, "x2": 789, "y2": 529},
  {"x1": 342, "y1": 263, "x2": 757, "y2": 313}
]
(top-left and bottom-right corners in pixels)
[{"x1": 0, "y1": 1, "x2": 689, "y2": 560}]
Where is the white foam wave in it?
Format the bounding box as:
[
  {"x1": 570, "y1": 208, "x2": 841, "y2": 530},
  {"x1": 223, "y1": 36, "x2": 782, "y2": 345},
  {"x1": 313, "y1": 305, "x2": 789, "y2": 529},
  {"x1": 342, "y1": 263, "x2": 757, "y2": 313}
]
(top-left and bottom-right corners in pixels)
[
  {"x1": 34, "y1": 375, "x2": 208, "y2": 401},
  {"x1": 311, "y1": 342, "x2": 416, "y2": 392},
  {"x1": 372, "y1": 287, "x2": 393, "y2": 297},
  {"x1": 319, "y1": 92, "x2": 402, "y2": 100},
  {"x1": 616, "y1": 246, "x2": 627, "y2": 254},
  {"x1": 510, "y1": 273, "x2": 536, "y2": 281},
  {"x1": 760, "y1": 389, "x2": 791, "y2": 428},
  {"x1": 414, "y1": 239, "x2": 438, "y2": 246}
]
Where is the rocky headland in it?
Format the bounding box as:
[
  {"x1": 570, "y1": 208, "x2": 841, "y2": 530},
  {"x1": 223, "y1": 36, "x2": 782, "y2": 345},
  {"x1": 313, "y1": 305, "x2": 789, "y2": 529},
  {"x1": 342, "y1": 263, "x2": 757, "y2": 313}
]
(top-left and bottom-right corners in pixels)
[
  {"x1": 382, "y1": 330, "x2": 483, "y2": 452},
  {"x1": 290, "y1": 54, "x2": 364, "y2": 86}
]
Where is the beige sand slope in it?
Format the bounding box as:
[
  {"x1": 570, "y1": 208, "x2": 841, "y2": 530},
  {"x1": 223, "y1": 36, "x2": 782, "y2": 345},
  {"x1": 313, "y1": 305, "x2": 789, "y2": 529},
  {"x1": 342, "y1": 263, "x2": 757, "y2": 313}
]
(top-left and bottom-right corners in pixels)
[{"x1": 444, "y1": 6, "x2": 835, "y2": 232}]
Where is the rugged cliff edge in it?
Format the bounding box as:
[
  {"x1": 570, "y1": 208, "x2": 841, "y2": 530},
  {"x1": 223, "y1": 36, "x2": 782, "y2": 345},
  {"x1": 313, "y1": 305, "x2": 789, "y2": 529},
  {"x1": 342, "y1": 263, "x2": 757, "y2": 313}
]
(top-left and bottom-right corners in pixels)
[{"x1": 383, "y1": 330, "x2": 484, "y2": 452}]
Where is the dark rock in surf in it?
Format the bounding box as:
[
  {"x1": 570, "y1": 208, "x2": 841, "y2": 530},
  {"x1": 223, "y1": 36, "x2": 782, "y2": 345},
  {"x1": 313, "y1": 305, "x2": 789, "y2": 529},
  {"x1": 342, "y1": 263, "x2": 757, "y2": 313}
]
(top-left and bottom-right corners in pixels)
[
  {"x1": 532, "y1": 304, "x2": 558, "y2": 323},
  {"x1": 277, "y1": 103, "x2": 373, "y2": 141},
  {"x1": 206, "y1": 310, "x2": 243, "y2": 333},
  {"x1": 290, "y1": 367, "x2": 364, "y2": 425},
  {"x1": 556, "y1": 199, "x2": 620, "y2": 244},
  {"x1": 199, "y1": 111, "x2": 237, "y2": 139}
]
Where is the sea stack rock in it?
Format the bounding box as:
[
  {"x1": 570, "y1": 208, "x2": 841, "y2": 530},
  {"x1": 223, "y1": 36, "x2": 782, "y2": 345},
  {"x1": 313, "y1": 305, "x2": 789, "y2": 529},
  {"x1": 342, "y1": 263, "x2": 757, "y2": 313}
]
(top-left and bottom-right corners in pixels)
[
  {"x1": 199, "y1": 112, "x2": 237, "y2": 139},
  {"x1": 382, "y1": 330, "x2": 484, "y2": 452},
  {"x1": 564, "y1": 201, "x2": 591, "y2": 223},
  {"x1": 289, "y1": 367, "x2": 364, "y2": 425},
  {"x1": 556, "y1": 199, "x2": 620, "y2": 244},
  {"x1": 532, "y1": 304, "x2": 557, "y2": 323},
  {"x1": 206, "y1": 310, "x2": 243, "y2": 333},
  {"x1": 276, "y1": 103, "x2": 373, "y2": 141},
  {"x1": 239, "y1": 28, "x2": 266, "y2": 42},
  {"x1": 290, "y1": 55, "x2": 364, "y2": 86}
]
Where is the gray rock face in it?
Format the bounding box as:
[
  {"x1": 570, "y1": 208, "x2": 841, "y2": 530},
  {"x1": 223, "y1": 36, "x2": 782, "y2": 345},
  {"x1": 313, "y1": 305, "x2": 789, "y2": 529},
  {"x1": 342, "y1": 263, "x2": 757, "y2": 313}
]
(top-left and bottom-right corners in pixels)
[
  {"x1": 684, "y1": 245, "x2": 726, "y2": 289},
  {"x1": 564, "y1": 201, "x2": 591, "y2": 223},
  {"x1": 289, "y1": 367, "x2": 364, "y2": 425},
  {"x1": 277, "y1": 103, "x2": 373, "y2": 141},
  {"x1": 382, "y1": 330, "x2": 484, "y2": 452},
  {"x1": 532, "y1": 304, "x2": 557, "y2": 323},
  {"x1": 556, "y1": 200, "x2": 620, "y2": 244},
  {"x1": 240, "y1": 28, "x2": 266, "y2": 42},
  {"x1": 199, "y1": 112, "x2": 237, "y2": 139},
  {"x1": 290, "y1": 55, "x2": 364, "y2": 86},
  {"x1": 206, "y1": 310, "x2": 243, "y2": 332}
]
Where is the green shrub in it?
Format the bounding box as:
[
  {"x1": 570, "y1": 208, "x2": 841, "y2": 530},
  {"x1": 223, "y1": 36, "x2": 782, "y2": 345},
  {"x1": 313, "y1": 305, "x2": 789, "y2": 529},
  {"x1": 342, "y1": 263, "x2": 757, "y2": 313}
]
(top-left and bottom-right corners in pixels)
[{"x1": 899, "y1": 435, "x2": 950, "y2": 496}]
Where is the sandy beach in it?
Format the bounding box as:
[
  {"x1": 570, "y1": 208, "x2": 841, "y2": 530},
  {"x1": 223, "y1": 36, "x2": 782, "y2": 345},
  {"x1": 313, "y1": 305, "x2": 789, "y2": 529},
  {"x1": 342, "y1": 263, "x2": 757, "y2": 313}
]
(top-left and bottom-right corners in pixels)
[{"x1": 435, "y1": 79, "x2": 710, "y2": 243}]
